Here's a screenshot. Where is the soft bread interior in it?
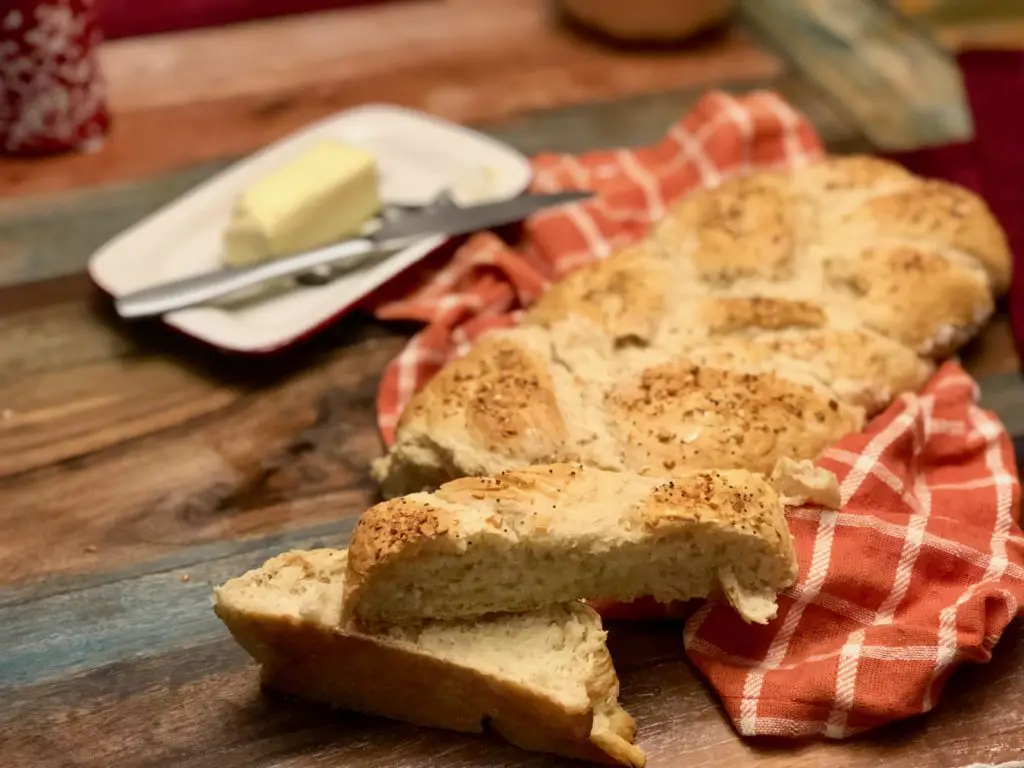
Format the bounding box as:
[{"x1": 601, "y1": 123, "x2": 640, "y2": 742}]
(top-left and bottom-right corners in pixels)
[
  {"x1": 344, "y1": 464, "x2": 831, "y2": 626},
  {"x1": 351, "y1": 519, "x2": 792, "y2": 626},
  {"x1": 216, "y1": 549, "x2": 603, "y2": 709},
  {"x1": 214, "y1": 549, "x2": 645, "y2": 766}
]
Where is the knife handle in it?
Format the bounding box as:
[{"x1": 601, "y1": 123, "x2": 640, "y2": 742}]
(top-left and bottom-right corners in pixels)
[{"x1": 115, "y1": 237, "x2": 388, "y2": 319}]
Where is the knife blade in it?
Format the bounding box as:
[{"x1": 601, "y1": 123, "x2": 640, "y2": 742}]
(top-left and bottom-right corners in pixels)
[
  {"x1": 115, "y1": 190, "x2": 592, "y2": 320},
  {"x1": 372, "y1": 190, "x2": 589, "y2": 240}
]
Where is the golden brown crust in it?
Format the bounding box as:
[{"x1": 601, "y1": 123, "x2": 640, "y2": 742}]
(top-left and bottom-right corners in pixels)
[
  {"x1": 796, "y1": 154, "x2": 917, "y2": 195},
  {"x1": 252, "y1": 625, "x2": 640, "y2": 766},
  {"x1": 346, "y1": 497, "x2": 455, "y2": 609},
  {"x1": 701, "y1": 296, "x2": 827, "y2": 334},
  {"x1": 345, "y1": 463, "x2": 809, "y2": 625},
  {"x1": 373, "y1": 326, "x2": 589, "y2": 497},
  {"x1": 605, "y1": 362, "x2": 863, "y2": 476},
  {"x1": 397, "y1": 329, "x2": 567, "y2": 454},
  {"x1": 642, "y1": 471, "x2": 790, "y2": 543},
  {"x1": 684, "y1": 328, "x2": 933, "y2": 414},
  {"x1": 654, "y1": 173, "x2": 798, "y2": 285},
  {"x1": 835, "y1": 180, "x2": 1011, "y2": 293},
  {"x1": 823, "y1": 245, "x2": 994, "y2": 356},
  {"x1": 524, "y1": 242, "x2": 668, "y2": 345}
]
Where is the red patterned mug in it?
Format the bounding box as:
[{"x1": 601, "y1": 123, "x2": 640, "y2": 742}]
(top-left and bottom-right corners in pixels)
[{"x1": 0, "y1": 0, "x2": 110, "y2": 156}]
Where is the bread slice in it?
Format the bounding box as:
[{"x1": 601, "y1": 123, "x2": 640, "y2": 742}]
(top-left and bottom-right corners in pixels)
[
  {"x1": 213, "y1": 548, "x2": 645, "y2": 767},
  {"x1": 345, "y1": 462, "x2": 838, "y2": 627}
]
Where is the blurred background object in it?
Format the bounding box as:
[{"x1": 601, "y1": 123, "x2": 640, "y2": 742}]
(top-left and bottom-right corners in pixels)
[
  {"x1": 558, "y1": 0, "x2": 734, "y2": 44},
  {"x1": 893, "y1": 0, "x2": 1024, "y2": 51},
  {"x1": 98, "y1": 0, "x2": 394, "y2": 39},
  {"x1": 0, "y1": 0, "x2": 110, "y2": 157}
]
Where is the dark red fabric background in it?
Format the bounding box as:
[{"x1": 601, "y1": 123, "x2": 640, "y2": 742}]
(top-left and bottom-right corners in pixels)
[
  {"x1": 98, "y1": 0, "x2": 396, "y2": 39},
  {"x1": 885, "y1": 50, "x2": 1024, "y2": 360}
]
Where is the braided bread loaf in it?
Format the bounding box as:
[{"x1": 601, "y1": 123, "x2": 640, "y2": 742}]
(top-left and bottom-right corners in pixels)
[{"x1": 373, "y1": 157, "x2": 1011, "y2": 499}]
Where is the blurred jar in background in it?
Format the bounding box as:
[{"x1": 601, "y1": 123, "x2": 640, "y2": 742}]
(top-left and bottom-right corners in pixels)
[
  {"x1": 559, "y1": 0, "x2": 735, "y2": 44},
  {"x1": 0, "y1": 0, "x2": 110, "y2": 157}
]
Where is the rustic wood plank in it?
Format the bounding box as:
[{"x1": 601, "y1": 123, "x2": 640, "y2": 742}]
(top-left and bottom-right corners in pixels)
[
  {"x1": 740, "y1": 0, "x2": 971, "y2": 150},
  {"x1": 958, "y1": 308, "x2": 1021, "y2": 380},
  {"x1": 0, "y1": 280, "x2": 1020, "y2": 765},
  {"x1": 0, "y1": 1, "x2": 781, "y2": 200},
  {"x1": 96, "y1": 0, "x2": 773, "y2": 115},
  {"x1": 0, "y1": 518, "x2": 356, "y2": 687},
  {"x1": 0, "y1": 12, "x2": 1018, "y2": 757},
  {"x1": 0, "y1": 609, "x2": 1020, "y2": 766},
  {"x1": 0, "y1": 323, "x2": 403, "y2": 587},
  {"x1": 0, "y1": 280, "x2": 411, "y2": 587},
  {"x1": 0, "y1": 160, "x2": 233, "y2": 290}
]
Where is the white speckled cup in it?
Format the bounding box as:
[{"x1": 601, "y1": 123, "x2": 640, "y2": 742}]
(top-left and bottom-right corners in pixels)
[{"x1": 0, "y1": 0, "x2": 110, "y2": 156}]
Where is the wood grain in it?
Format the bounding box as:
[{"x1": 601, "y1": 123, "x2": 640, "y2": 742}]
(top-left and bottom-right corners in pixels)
[
  {"x1": 0, "y1": 289, "x2": 406, "y2": 587},
  {"x1": 0, "y1": 552, "x2": 1020, "y2": 768}
]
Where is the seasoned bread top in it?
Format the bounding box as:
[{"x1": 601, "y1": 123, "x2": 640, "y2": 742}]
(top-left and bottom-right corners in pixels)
[
  {"x1": 374, "y1": 156, "x2": 1008, "y2": 497},
  {"x1": 359, "y1": 463, "x2": 795, "y2": 565},
  {"x1": 374, "y1": 318, "x2": 868, "y2": 497},
  {"x1": 603, "y1": 359, "x2": 863, "y2": 476}
]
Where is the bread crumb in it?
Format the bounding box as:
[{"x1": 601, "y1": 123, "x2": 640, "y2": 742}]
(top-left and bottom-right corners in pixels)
[
  {"x1": 180, "y1": 574, "x2": 190, "y2": 583},
  {"x1": 84, "y1": 545, "x2": 98, "y2": 553}
]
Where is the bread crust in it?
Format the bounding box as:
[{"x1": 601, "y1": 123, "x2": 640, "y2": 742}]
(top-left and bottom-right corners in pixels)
[
  {"x1": 215, "y1": 550, "x2": 645, "y2": 767},
  {"x1": 654, "y1": 172, "x2": 800, "y2": 285},
  {"x1": 376, "y1": 157, "x2": 1009, "y2": 497}
]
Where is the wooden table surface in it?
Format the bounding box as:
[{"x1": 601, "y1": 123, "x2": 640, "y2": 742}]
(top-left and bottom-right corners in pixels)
[{"x1": 2, "y1": 2, "x2": 1023, "y2": 767}]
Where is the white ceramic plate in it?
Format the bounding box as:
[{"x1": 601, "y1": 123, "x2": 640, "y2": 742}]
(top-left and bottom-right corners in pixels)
[{"x1": 88, "y1": 104, "x2": 532, "y2": 353}]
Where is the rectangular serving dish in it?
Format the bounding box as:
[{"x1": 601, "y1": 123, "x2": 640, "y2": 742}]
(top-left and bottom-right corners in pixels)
[{"x1": 88, "y1": 104, "x2": 532, "y2": 353}]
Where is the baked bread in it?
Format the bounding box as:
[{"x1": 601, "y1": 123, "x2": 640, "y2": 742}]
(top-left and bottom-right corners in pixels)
[
  {"x1": 558, "y1": 0, "x2": 734, "y2": 44},
  {"x1": 346, "y1": 462, "x2": 839, "y2": 627},
  {"x1": 214, "y1": 548, "x2": 645, "y2": 766},
  {"x1": 374, "y1": 157, "x2": 1008, "y2": 497},
  {"x1": 373, "y1": 315, "x2": 867, "y2": 498},
  {"x1": 650, "y1": 158, "x2": 1009, "y2": 355}
]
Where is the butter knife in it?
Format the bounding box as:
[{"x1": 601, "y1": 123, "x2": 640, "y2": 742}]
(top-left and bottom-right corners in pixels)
[{"x1": 115, "y1": 190, "x2": 591, "y2": 319}]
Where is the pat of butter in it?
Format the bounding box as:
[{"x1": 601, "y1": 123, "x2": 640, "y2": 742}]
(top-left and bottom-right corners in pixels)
[{"x1": 223, "y1": 141, "x2": 380, "y2": 267}]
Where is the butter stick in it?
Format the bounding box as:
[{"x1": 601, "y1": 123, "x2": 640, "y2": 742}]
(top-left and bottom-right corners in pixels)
[{"x1": 223, "y1": 141, "x2": 380, "y2": 267}]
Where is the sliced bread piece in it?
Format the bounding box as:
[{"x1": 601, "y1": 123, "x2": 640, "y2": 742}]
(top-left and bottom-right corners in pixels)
[
  {"x1": 344, "y1": 462, "x2": 838, "y2": 627},
  {"x1": 214, "y1": 548, "x2": 645, "y2": 767}
]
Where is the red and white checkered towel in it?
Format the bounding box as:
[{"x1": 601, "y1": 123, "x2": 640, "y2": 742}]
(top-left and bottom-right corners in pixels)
[{"x1": 369, "y1": 91, "x2": 1024, "y2": 738}]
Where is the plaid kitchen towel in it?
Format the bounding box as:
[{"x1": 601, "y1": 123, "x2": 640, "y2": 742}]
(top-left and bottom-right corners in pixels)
[
  {"x1": 369, "y1": 91, "x2": 1024, "y2": 737},
  {"x1": 684, "y1": 361, "x2": 1024, "y2": 737}
]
